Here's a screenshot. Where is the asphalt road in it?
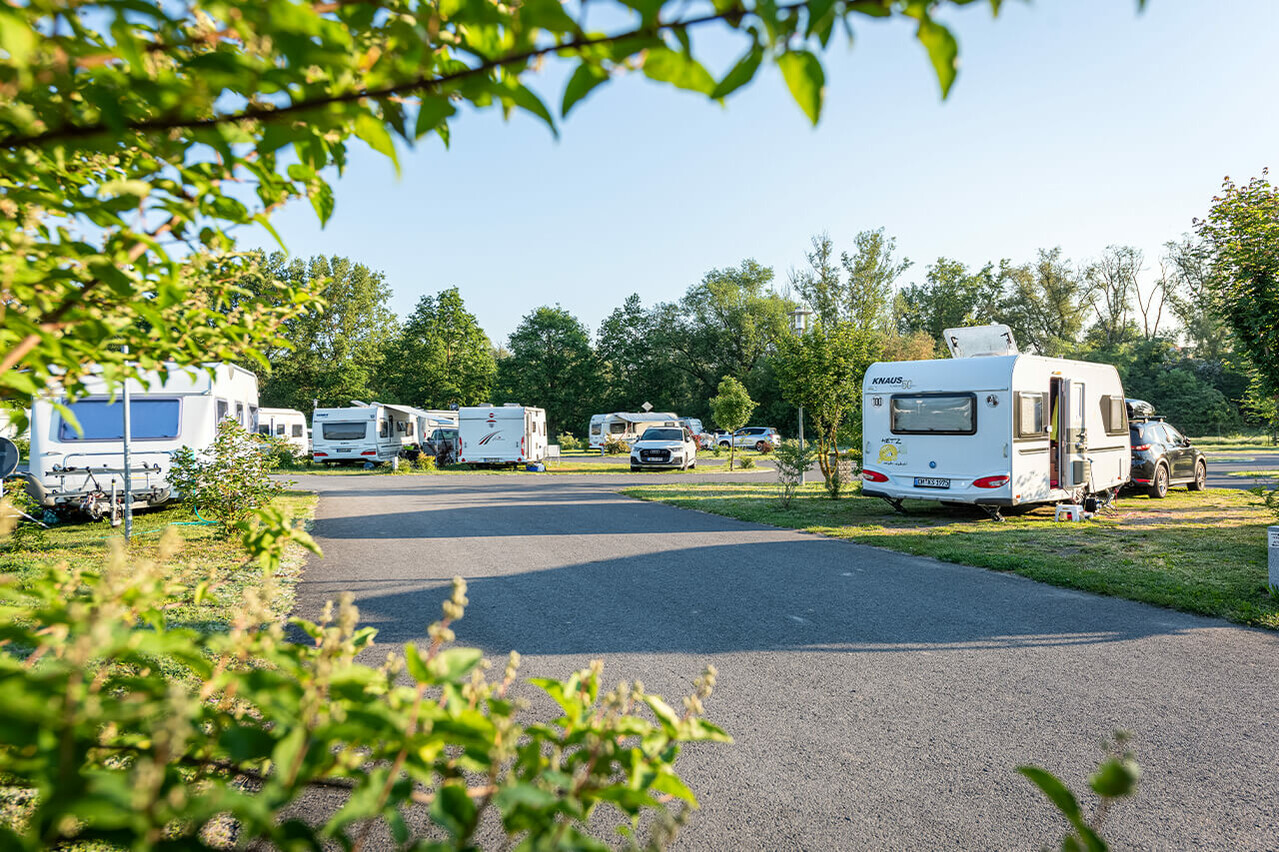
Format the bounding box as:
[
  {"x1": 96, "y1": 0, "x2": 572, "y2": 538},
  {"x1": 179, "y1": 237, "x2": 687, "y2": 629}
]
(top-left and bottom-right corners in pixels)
[
  {"x1": 290, "y1": 472, "x2": 1279, "y2": 850},
  {"x1": 1204, "y1": 450, "x2": 1279, "y2": 490}
]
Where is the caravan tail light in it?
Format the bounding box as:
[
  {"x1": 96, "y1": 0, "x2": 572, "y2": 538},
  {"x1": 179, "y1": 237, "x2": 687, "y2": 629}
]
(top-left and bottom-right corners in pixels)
[
  {"x1": 360, "y1": 450, "x2": 376, "y2": 456},
  {"x1": 313, "y1": 452, "x2": 328, "y2": 458},
  {"x1": 1132, "y1": 443, "x2": 1151, "y2": 451},
  {"x1": 862, "y1": 470, "x2": 889, "y2": 483},
  {"x1": 973, "y1": 475, "x2": 1010, "y2": 489}
]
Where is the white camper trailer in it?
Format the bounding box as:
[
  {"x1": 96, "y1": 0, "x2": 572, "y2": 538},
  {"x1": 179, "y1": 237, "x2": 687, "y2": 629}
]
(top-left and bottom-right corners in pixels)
[
  {"x1": 382, "y1": 404, "x2": 459, "y2": 451},
  {"x1": 458, "y1": 404, "x2": 548, "y2": 467},
  {"x1": 860, "y1": 325, "x2": 1130, "y2": 519},
  {"x1": 311, "y1": 403, "x2": 399, "y2": 465},
  {"x1": 257, "y1": 407, "x2": 309, "y2": 454},
  {"x1": 588, "y1": 412, "x2": 679, "y2": 450},
  {"x1": 25, "y1": 363, "x2": 259, "y2": 516}
]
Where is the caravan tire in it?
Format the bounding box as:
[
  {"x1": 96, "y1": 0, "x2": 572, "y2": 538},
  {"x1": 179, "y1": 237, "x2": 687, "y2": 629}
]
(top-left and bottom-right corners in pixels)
[
  {"x1": 1148, "y1": 464, "x2": 1169, "y2": 499},
  {"x1": 1188, "y1": 460, "x2": 1207, "y2": 491}
]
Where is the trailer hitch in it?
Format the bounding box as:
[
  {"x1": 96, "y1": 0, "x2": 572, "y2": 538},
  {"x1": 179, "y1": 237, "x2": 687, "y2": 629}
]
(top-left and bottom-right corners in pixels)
[
  {"x1": 979, "y1": 504, "x2": 1004, "y2": 522},
  {"x1": 880, "y1": 497, "x2": 907, "y2": 515}
]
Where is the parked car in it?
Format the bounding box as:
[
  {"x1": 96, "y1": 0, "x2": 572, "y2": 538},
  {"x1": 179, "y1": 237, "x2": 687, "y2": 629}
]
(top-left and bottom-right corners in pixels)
[
  {"x1": 697, "y1": 430, "x2": 727, "y2": 450},
  {"x1": 421, "y1": 427, "x2": 459, "y2": 464},
  {"x1": 630, "y1": 426, "x2": 697, "y2": 472},
  {"x1": 720, "y1": 426, "x2": 781, "y2": 452},
  {"x1": 1129, "y1": 418, "x2": 1207, "y2": 497}
]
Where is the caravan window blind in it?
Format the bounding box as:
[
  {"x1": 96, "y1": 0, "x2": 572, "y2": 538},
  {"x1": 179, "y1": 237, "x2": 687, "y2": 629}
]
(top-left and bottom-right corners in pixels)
[
  {"x1": 1099, "y1": 395, "x2": 1127, "y2": 436},
  {"x1": 889, "y1": 394, "x2": 977, "y2": 435},
  {"x1": 322, "y1": 422, "x2": 367, "y2": 441},
  {"x1": 59, "y1": 399, "x2": 180, "y2": 441},
  {"x1": 1015, "y1": 392, "x2": 1049, "y2": 438}
]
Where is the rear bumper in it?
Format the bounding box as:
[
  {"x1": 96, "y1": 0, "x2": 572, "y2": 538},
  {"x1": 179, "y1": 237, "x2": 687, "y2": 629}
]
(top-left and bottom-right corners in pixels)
[{"x1": 861, "y1": 472, "x2": 1014, "y2": 505}]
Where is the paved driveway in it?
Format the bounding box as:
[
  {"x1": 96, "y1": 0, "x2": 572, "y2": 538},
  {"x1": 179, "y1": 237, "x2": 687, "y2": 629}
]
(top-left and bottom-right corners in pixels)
[{"x1": 290, "y1": 473, "x2": 1279, "y2": 850}]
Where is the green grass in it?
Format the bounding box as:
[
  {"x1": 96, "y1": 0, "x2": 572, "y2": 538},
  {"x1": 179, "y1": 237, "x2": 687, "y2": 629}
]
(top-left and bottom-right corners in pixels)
[
  {"x1": 0, "y1": 492, "x2": 317, "y2": 633},
  {"x1": 1227, "y1": 470, "x2": 1279, "y2": 479},
  {"x1": 622, "y1": 482, "x2": 1279, "y2": 630}
]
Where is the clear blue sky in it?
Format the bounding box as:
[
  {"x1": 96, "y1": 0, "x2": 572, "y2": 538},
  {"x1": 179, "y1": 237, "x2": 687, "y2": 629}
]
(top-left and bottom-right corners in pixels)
[{"x1": 250, "y1": 0, "x2": 1278, "y2": 346}]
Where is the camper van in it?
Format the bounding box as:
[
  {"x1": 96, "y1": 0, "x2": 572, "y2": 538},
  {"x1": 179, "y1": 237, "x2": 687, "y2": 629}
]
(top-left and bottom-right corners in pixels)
[
  {"x1": 458, "y1": 404, "x2": 548, "y2": 467},
  {"x1": 25, "y1": 363, "x2": 259, "y2": 516},
  {"x1": 860, "y1": 325, "x2": 1130, "y2": 519},
  {"x1": 588, "y1": 411, "x2": 680, "y2": 450},
  {"x1": 257, "y1": 407, "x2": 309, "y2": 455},
  {"x1": 311, "y1": 403, "x2": 400, "y2": 465}
]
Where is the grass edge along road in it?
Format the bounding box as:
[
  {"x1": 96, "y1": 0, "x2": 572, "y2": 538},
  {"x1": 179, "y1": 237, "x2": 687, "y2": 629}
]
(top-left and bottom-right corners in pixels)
[
  {"x1": 622, "y1": 483, "x2": 1279, "y2": 630},
  {"x1": 0, "y1": 491, "x2": 318, "y2": 633}
]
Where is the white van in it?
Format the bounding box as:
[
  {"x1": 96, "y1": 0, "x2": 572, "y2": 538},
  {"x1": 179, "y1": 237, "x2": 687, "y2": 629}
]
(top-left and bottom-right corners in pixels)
[
  {"x1": 311, "y1": 403, "x2": 399, "y2": 465},
  {"x1": 458, "y1": 404, "x2": 548, "y2": 467},
  {"x1": 860, "y1": 325, "x2": 1130, "y2": 519},
  {"x1": 257, "y1": 407, "x2": 309, "y2": 454},
  {"x1": 25, "y1": 363, "x2": 259, "y2": 515},
  {"x1": 588, "y1": 411, "x2": 679, "y2": 450}
]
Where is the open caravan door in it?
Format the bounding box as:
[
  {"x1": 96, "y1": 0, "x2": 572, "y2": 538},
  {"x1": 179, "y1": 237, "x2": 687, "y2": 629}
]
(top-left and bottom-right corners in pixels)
[
  {"x1": 1060, "y1": 379, "x2": 1090, "y2": 490},
  {"x1": 943, "y1": 324, "x2": 1019, "y2": 358}
]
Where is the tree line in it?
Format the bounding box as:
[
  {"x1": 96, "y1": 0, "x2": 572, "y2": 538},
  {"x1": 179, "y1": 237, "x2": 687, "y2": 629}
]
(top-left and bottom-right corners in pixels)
[{"x1": 243, "y1": 224, "x2": 1275, "y2": 442}]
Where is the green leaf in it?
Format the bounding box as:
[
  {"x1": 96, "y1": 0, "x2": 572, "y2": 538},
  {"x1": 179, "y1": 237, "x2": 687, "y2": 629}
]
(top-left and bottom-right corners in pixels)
[
  {"x1": 355, "y1": 113, "x2": 400, "y2": 173},
  {"x1": 642, "y1": 47, "x2": 715, "y2": 96},
  {"x1": 562, "y1": 63, "x2": 609, "y2": 117},
  {"x1": 776, "y1": 51, "x2": 825, "y2": 125},
  {"x1": 430, "y1": 646, "x2": 484, "y2": 682},
  {"x1": 415, "y1": 97, "x2": 457, "y2": 140},
  {"x1": 404, "y1": 643, "x2": 431, "y2": 683},
  {"x1": 509, "y1": 83, "x2": 558, "y2": 137},
  {"x1": 712, "y1": 44, "x2": 763, "y2": 100},
  {"x1": 1089, "y1": 757, "x2": 1140, "y2": 798},
  {"x1": 916, "y1": 16, "x2": 960, "y2": 97},
  {"x1": 430, "y1": 782, "x2": 477, "y2": 838},
  {"x1": 1018, "y1": 765, "x2": 1081, "y2": 821}
]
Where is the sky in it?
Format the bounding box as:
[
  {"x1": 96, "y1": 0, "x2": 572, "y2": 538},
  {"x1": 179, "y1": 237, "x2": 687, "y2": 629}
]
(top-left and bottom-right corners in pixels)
[{"x1": 247, "y1": 0, "x2": 1279, "y2": 347}]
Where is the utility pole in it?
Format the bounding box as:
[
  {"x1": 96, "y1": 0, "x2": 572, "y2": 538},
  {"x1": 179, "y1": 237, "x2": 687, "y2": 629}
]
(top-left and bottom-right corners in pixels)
[
  {"x1": 788, "y1": 307, "x2": 814, "y2": 484},
  {"x1": 121, "y1": 348, "x2": 133, "y2": 542}
]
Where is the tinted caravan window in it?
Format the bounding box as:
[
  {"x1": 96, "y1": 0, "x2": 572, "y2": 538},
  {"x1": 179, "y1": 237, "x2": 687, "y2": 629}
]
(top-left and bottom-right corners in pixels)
[
  {"x1": 322, "y1": 422, "x2": 367, "y2": 441},
  {"x1": 59, "y1": 399, "x2": 180, "y2": 441},
  {"x1": 890, "y1": 394, "x2": 977, "y2": 435}
]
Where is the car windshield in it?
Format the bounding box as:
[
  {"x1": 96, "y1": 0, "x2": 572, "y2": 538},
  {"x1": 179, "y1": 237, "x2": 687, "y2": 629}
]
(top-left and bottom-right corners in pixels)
[{"x1": 640, "y1": 428, "x2": 683, "y2": 442}]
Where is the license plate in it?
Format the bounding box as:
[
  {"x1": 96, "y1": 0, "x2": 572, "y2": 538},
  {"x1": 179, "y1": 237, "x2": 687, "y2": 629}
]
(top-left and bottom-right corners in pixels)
[
  {"x1": 483, "y1": 457, "x2": 501, "y2": 463},
  {"x1": 337, "y1": 448, "x2": 352, "y2": 453},
  {"x1": 914, "y1": 477, "x2": 951, "y2": 489}
]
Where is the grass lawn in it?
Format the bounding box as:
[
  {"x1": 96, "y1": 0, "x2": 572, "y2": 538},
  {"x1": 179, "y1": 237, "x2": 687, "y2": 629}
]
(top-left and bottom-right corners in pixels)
[
  {"x1": 0, "y1": 491, "x2": 317, "y2": 632},
  {"x1": 622, "y1": 482, "x2": 1279, "y2": 630}
]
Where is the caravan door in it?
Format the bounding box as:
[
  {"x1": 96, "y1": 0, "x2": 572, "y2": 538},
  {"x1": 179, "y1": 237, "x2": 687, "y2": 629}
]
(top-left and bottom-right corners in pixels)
[{"x1": 1060, "y1": 380, "x2": 1089, "y2": 489}]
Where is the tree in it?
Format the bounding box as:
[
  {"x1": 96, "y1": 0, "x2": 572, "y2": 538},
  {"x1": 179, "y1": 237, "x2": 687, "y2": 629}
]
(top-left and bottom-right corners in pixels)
[
  {"x1": 708, "y1": 376, "x2": 757, "y2": 471},
  {"x1": 1083, "y1": 246, "x2": 1143, "y2": 347},
  {"x1": 1, "y1": 0, "x2": 983, "y2": 404},
  {"x1": 896, "y1": 258, "x2": 1004, "y2": 344},
  {"x1": 596, "y1": 294, "x2": 694, "y2": 414},
  {"x1": 1196, "y1": 171, "x2": 1279, "y2": 412},
  {"x1": 1134, "y1": 262, "x2": 1172, "y2": 341},
  {"x1": 791, "y1": 229, "x2": 910, "y2": 332},
  {"x1": 773, "y1": 322, "x2": 879, "y2": 488},
  {"x1": 1165, "y1": 235, "x2": 1230, "y2": 361},
  {"x1": 243, "y1": 253, "x2": 399, "y2": 411},
  {"x1": 381, "y1": 288, "x2": 496, "y2": 409},
  {"x1": 497, "y1": 306, "x2": 601, "y2": 437},
  {"x1": 999, "y1": 248, "x2": 1089, "y2": 356}
]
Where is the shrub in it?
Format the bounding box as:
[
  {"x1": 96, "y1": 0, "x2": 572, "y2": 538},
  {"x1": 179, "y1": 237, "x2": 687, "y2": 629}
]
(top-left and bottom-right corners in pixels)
[
  {"x1": 260, "y1": 433, "x2": 305, "y2": 469},
  {"x1": 413, "y1": 453, "x2": 438, "y2": 472},
  {"x1": 0, "y1": 512, "x2": 730, "y2": 850},
  {"x1": 557, "y1": 432, "x2": 582, "y2": 452},
  {"x1": 739, "y1": 456, "x2": 756, "y2": 469},
  {"x1": 169, "y1": 419, "x2": 285, "y2": 534},
  {"x1": 774, "y1": 439, "x2": 817, "y2": 508},
  {"x1": 603, "y1": 435, "x2": 630, "y2": 455}
]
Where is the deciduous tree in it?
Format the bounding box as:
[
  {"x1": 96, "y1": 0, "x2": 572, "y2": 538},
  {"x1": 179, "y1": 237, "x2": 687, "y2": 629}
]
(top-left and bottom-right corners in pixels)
[
  {"x1": 709, "y1": 376, "x2": 757, "y2": 471},
  {"x1": 380, "y1": 288, "x2": 496, "y2": 409},
  {"x1": 496, "y1": 306, "x2": 601, "y2": 436}
]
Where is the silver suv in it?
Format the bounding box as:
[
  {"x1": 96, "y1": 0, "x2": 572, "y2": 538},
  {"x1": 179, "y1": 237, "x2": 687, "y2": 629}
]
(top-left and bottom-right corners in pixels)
[{"x1": 720, "y1": 426, "x2": 781, "y2": 452}]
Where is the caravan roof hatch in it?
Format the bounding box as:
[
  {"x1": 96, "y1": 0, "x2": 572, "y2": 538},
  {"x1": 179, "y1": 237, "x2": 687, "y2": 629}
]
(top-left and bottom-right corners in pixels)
[{"x1": 942, "y1": 324, "x2": 1019, "y2": 359}]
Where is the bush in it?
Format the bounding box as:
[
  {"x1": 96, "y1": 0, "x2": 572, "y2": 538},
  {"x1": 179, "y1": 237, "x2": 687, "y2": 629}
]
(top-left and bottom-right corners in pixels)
[
  {"x1": 413, "y1": 453, "x2": 438, "y2": 472},
  {"x1": 739, "y1": 457, "x2": 756, "y2": 469},
  {"x1": 773, "y1": 439, "x2": 817, "y2": 508},
  {"x1": 603, "y1": 435, "x2": 630, "y2": 455},
  {"x1": 0, "y1": 512, "x2": 729, "y2": 850},
  {"x1": 169, "y1": 420, "x2": 286, "y2": 534},
  {"x1": 557, "y1": 432, "x2": 582, "y2": 452},
  {"x1": 260, "y1": 432, "x2": 306, "y2": 469}
]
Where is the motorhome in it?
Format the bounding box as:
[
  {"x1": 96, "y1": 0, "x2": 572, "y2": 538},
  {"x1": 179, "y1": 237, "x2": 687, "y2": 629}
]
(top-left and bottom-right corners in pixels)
[
  {"x1": 311, "y1": 403, "x2": 399, "y2": 465},
  {"x1": 25, "y1": 363, "x2": 259, "y2": 517},
  {"x1": 458, "y1": 404, "x2": 548, "y2": 467},
  {"x1": 588, "y1": 411, "x2": 679, "y2": 450},
  {"x1": 257, "y1": 407, "x2": 309, "y2": 454},
  {"x1": 860, "y1": 325, "x2": 1130, "y2": 519}
]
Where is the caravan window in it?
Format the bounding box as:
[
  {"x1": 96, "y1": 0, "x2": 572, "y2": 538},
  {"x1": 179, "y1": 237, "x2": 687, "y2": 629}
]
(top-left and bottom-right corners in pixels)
[
  {"x1": 322, "y1": 422, "x2": 367, "y2": 441},
  {"x1": 890, "y1": 394, "x2": 977, "y2": 435},
  {"x1": 1015, "y1": 392, "x2": 1049, "y2": 438},
  {"x1": 591, "y1": 422, "x2": 602, "y2": 435},
  {"x1": 610, "y1": 422, "x2": 626, "y2": 434},
  {"x1": 249, "y1": 405, "x2": 259, "y2": 430},
  {"x1": 292, "y1": 424, "x2": 304, "y2": 438},
  {"x1": 256, "y1": 424, "x2": 270, "y2": 435},
  {"x1": 378, "y1": 419, "x2": 389, "y2": 438},
  {"x1": 275, "y1": 424, "x2": 286, "y2": 436},
  {"x1": 1099, "y1": 395, "x2": 1127, "y2": 436},
  {"x1": 58, "y1": 398, "x2": 181, "y2": 441},
  {"x1": 235, "y1": 402, "x2": 245, "y2": 425},
  {"x1": 216, "y1": 399, "x2": 229, "y2": 421}
]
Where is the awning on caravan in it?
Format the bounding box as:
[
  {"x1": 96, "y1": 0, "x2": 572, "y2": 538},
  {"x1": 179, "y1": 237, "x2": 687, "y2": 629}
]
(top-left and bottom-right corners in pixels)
[{"x1": 612, "y1": 412, "x2": 678, "y2": 423}]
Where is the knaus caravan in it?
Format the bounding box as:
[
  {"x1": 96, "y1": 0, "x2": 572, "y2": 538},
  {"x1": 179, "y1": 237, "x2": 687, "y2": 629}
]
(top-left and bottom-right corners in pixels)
[
  {"x1": 588, "y1": 411, "x2": 679, "y2": 450},
  {"x1": 25, "y1": 363, "x2": 259, "y2": 516},
  {"x1": 257, "y1": 407, "x2": 309, "y2": 454},
  {"x1": 311, "y1": 403, "x2": 399, "y2": 465},
  {"x1": 458, "y1": 405, "x2": 548, "y2": 466},
  {"x1": 860, "y1": 325, "x2": 1130, "y2": 519}
]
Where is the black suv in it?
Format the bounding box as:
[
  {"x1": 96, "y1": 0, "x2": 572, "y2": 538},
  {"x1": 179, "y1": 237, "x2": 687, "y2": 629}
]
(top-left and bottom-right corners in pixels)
[{"x1": 1129, "y1": 418, "x2": 1207, "y2": 497}]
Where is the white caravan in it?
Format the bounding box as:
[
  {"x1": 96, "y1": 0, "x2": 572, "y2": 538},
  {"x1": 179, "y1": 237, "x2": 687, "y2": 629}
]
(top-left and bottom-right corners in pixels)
[
  {"x1": 257, "y1": 407, "x2": 309, "y2": 454},
  {"x1": 860, "y1": 325, "x2": 1130, "y2": 519},
  {"x1": 311, "y1": 402, "x2": 399, "y2": 465},
  {"x1": 25, "y1": 363, "x2": 259, "y2": 515},
  {"x1": 383, "y1": 404, "x2": 458, "y2": 451},
  {"x1": 458, "y1": 404, "x2": 548, "y2": 467},
  {"x1": 588, "y1": 411, "x2": 679, "y2": 449}
]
